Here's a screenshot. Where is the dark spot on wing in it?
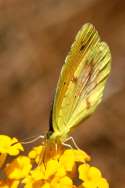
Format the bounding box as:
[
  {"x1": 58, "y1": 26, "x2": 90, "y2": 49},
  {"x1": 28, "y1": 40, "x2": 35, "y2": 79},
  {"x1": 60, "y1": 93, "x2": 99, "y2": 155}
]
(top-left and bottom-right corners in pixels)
[
  {"x1": 80, "y1": 33, "x2": 93, "y2": 52},
  {"x1": 72, "y1": 76, "x2": 78, "y2": 83},
  {"x1": 80, "y1": 44, "x2": 85, "y2": 51}
]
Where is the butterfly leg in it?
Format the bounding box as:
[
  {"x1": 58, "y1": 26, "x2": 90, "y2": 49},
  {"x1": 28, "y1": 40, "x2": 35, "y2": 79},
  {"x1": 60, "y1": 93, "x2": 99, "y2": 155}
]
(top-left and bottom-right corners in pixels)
[
  {"x1": 21, "y1": 135, "x2": 45, "y2": 145},
  {"x1": 64, "y1": 137, "x2": 80, "y2": 150},
  {"x1": 37, "y1": 146, "x2": 46, "y2": 167},
  {"x1": 62, "y1": 142, "x2": 73, "y2": 149}
]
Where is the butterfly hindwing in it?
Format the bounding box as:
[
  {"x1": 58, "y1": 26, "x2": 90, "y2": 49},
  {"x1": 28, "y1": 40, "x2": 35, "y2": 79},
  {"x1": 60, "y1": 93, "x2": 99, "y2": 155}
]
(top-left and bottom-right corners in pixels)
[{"x1": 50, "y1": 23, "x2": 111, "y2": 140}]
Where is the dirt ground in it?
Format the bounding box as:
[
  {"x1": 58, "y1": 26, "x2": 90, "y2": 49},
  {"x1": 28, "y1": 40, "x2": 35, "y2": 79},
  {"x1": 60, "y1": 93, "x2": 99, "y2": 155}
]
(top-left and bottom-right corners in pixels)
[{"x1": 0, "y1": 0, "x2": 125, "y2": 187}]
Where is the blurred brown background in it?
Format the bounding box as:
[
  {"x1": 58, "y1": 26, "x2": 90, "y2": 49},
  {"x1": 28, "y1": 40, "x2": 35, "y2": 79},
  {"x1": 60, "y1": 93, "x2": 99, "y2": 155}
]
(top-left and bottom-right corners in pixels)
[{"x1": 0, "y1": 0, "x2": 125, "y2": 187}]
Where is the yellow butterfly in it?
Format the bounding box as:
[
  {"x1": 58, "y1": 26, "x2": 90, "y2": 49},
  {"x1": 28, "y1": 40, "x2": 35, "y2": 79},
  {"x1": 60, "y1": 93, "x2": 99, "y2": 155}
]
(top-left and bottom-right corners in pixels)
[
  {"x1": 22, "y1": 23, "x2": 111, "y2": 147},
  {"x1": 48, "y1": 23, "x2": 111, "y2": 143}
]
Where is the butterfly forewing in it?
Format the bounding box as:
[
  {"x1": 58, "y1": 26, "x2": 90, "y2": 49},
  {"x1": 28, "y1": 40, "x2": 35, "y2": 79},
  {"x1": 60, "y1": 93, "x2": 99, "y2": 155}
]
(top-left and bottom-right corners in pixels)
[{"x1": 51, "y1": 23, "x2": 111, "y2": 140}]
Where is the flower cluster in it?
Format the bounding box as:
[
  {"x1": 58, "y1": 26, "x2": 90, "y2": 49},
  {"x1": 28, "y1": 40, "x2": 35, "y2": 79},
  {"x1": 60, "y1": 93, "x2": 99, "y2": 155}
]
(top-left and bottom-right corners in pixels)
[{"x1": 0, "y1": 135, "x2": 109, "y2": 188}]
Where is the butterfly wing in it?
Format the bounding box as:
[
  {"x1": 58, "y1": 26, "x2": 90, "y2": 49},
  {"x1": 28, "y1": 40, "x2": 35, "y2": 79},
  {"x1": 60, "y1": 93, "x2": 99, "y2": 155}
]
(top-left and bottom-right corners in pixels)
[{"x1": 50, "y1": 23, "x2": 111, "y2": 140}]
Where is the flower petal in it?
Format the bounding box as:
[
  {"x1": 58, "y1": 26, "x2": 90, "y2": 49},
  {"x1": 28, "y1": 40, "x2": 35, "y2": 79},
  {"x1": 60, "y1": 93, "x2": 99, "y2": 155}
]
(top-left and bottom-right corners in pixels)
[
  {"x1": 28, "y1": 145, "x2": 43, "y2": 164},
  {"x1": 59, "y1": 150, "x2": 75, "y2": 171},
  {"x1": 0, "y1": 135, "x2": 23, "y2": 156},
  {"x1": 78, "y1": 164, "x2": 90, "y2": 181},
  {"x1": 5, "y1": 156, "x2": 32, "y2": 179},
  {"x1": 73, "y1": 150, "x2": 91, "y2": 162},
  {"x1": 88, "y1": 166, "x2": 102, "y2": 180},
  {"x1": 45, "y1": 159, "x2": 58, "y2": 179}
]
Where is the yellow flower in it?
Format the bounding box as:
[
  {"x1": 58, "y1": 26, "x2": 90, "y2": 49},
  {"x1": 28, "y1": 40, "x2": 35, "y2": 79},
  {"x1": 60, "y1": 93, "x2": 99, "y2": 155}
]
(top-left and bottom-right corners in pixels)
[
  {"x1": 24, "y1": 159, "x2": 64, "y2": 184},
  {"x1": 79, "y1": 164, "x2": 109, "y2": 188},
  {"x1": 0, "y1": 135, "x2": 110, "y2": 188},
  {"x1": 55, "y1": 163, "x2": 66, "y2": 177},
  {"x1": 28, "y1": 145, "x2": 43, "y2": 164},
  {"x1": 51, "y1": 176, "x2": 73, "y2": 188},
  {"x1": 0, "y1": 135, "x2": 24, "y2": 156},
  {"x1": 73, "y1": 149, "x2": 90, "y2": 162},
  {"x1": 31, "y1": 164, "x2": 45, "y2": 181},
  {"x1": 22, "y1": 175, "x2": 33, "y2": 188},
  {"x1": 45, "y1": 159, "x2": 59, "y2": 179},
  {"x1": 59, "y1": 176, "x2": 73, "y2": 188},
  {"x1": 42, "y1": 183, "x2": 50, "y2": 188},
  {"x1": 83, "y1": 178, "x2": 109, "y2": 188},
  {"x1": 23, "y1": 147, "x2": 91, "y2": 187},
  {"x1": 59, "y1": 149, "x2": 90, "y2": 171},
  {"x1": 5, "y1": 156, "x2": 32, "y2": 179}
]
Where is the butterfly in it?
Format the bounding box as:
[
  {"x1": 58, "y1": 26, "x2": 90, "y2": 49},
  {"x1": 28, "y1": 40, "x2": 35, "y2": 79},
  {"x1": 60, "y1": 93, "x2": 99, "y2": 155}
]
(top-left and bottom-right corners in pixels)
[
  {"x1": 47, "y1": 23, "x2": 111, "y2": 143},
  {"x1": 22, "y1": 23, "x2": 111, "y2": 148}
]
